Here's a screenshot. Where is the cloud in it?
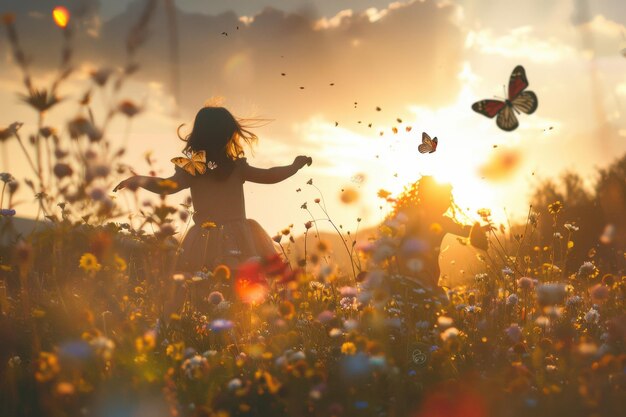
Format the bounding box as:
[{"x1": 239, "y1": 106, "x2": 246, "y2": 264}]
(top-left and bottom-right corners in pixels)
[
  {"x1": 575, "y1": 14, "x2": 626, "y2": 57},
  {"x1": 1, "y1": 0, "x2": 466, "y2": 138},
  {"x1": 468, "y1": 26, "x2": 577, "y2": 63}
]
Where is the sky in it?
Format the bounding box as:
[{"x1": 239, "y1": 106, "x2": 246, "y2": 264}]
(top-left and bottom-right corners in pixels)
[{"x1": 0, "y1": 0, "x2": 625, "y2": 237}]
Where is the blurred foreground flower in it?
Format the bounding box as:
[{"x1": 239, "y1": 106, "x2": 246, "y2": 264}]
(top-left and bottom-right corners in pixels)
[
  {"x1": 79, "y1": 253, "x2": 101, "y2": 272},
  {"x1": 0, "y1": 122, "x2": 23, "y2": 141},
  {"x1": 19, "y1": 89, "x2": 62, "y2": 113}
]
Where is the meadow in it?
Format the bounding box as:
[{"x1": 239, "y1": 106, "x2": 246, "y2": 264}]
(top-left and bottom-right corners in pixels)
[{"x1": 1, "y1": 7, "x2": 625, "y2": 417}]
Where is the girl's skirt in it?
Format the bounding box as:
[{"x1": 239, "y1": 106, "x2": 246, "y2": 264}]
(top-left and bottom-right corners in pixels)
[{"x1": 176, "y1": 218, "x2": 277, "y2": 272}]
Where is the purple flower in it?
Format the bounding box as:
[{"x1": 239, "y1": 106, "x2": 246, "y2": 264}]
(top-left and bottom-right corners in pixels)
[
  {"x1": 208, "y1": 319, "x2": 234, "y2": 332},
  {"x1": 0, "y1": 208, "x2": 16, "y2": 216}
]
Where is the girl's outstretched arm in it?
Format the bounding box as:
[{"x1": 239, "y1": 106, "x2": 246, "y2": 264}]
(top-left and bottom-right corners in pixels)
[
  {"x1": 113, "y1": 168, "x2": 190, "y2": 194},
  {"x1": 242, "y1": 156, "x2": 312, "y2": 184}
]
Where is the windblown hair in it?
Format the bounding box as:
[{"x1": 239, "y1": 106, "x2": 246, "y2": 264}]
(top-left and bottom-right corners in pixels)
[
  {"x1": 391, "y1": 176, "x2": 457, "y2": 219},
  {"x1": 177, "y1": 107, "x2": 259, "y2": 179}
]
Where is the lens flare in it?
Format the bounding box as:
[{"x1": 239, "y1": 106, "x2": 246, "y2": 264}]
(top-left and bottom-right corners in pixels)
[{"x1": 52, "y1": 6, "x2": 70, "y2": 29}]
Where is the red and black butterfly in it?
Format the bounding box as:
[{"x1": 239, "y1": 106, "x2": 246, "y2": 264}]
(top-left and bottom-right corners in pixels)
[{"x1": 472, "y1": 65, "x2": 538, "y2": 131}]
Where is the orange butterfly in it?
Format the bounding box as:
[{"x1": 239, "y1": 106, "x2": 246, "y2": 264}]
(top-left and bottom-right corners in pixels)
[{"x1": 171, "y1": 150, "x2": 207, "y2": 176}]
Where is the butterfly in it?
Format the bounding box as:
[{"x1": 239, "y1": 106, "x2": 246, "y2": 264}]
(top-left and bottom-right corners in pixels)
[
  {"x1": 472, "y1": 65, "x2": 538, "y2": 131},
  {"x1": 418, "y1": 132, "x2": 438, "y2": 154},
  {"x1": 171, "y1": 150, "x2": 208, "y2": 176}
]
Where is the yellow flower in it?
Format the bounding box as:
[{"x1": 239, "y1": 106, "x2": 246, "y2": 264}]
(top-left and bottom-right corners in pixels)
[
  {"x1": 35, "y1": 352, "x2": 60, "y2": 382},
  {"x1": 166, "y1": 342, "x2": 185, "y2": 361},
  {"x1": 113, "y1": 254, "x2": 127, "y2": 272},
  {"x1": 79, "y1": 253, "x2": 101, "y2": 272},
  {"x1": 548, "y1": 201, "x2": 563, "y2": 215},
  {"x1": 201, "y1": 221, "x2": 217, "y2": 229},
  {"x1": 341, "y1": 342, "x2": 357, "y2": 355}
]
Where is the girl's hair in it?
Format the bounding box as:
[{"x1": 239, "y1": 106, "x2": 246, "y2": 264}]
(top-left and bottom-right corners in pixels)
[
  {"x1": 391, "y1": 175, "x2": 455, "y2": 219},
  {"x1": 177, "y1": 107, "x2": 258, "y2": 179}
]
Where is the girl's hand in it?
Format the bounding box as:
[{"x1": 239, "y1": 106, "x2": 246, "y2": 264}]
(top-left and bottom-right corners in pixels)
[
  {"x1": 113, "y1": 176, "x2": 139, "y2": 192},
  {"x1": 293, "y1": 155, "x2": 312, "y2": 169}
]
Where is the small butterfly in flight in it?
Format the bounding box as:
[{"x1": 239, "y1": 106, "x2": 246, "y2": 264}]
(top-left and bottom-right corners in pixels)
[
  {"x1": 472, "y1": 65, "x2": 538, "y2": 131},
  {"x1": 207, "y1": 161, "x2": 218, "y2": 170},
  {"x1": 418, "y1": 132, "x2": 438, "y2": 154},
  {"x1": 171, "y1": 150, "x2": 208, "y2": 176}
]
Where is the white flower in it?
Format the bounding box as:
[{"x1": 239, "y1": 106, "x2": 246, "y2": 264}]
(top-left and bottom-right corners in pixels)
[
  {"x1": 437, "y1": 316, "x2": 453, "y2": 328},
  {"x1": 564, "y1": 223, "x2": 579, "y2": 232},
  {"x1": 578, "y1": 262, "x2": 597, "y2": 278},
  {"x1": 584, "y1": 308, "x2": 600, "y2": 324},
  {"x1": 181, "y1": 355, "x2": 209, "y2": 379},
  {"x1": 90, "y1": 337, "x2": 115, "y2": 360},
  {"x1": 440, "y1": 327, "x2": 459, "y2": 341},
  {"x1": 227, "y1": 378, "x2": 242, "y2": 391}
]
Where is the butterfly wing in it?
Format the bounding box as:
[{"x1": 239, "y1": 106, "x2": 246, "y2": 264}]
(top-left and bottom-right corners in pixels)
[
  {"x1": 496, "y1": 105, "x2": 519, "y2": 131},
  {"x1": 430, "y1": 137, "x2": 438, "y2": 153},
  {"x1": 511, "y1": 91, "x2": 538, "y2": 115},
  {"x1": 472, "y1": 100, "x2": 506, "y2": 118},
  {"x1": 190, "y1": 150, "x2": 207, "y2": 175},
  {"x1": 418, "y1": 132, "x2": 437, "y2": 154},
  {"x1": 171, "y1": 157, "x2": 196, "y2": 175},
  {"x1": 508, "y1": 65, "x2": 529, "y2": 100}
]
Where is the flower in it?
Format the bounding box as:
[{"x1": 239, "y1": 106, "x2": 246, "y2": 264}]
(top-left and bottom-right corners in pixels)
[
  {"x1": 19, "y1": 89, "x2": 62, "y2": 113},
  {"x1": 548, "y1": 201, "x2": 563, "y2": 215},
  {"x1": 90, "y1": 67, "x2": 114, "y2": 86},
  {"x1": 209, "y1": 319, "x2": 234, "y2": 331},
  {"x1": 79, "y1": 253, "x2": 102, "y2": 272},
  {"x1": 507, "y1": 294, "x2": 519, "y2": 305},
  {"x1": 35, "y1": 352, "x2": 60, "y2": 382},
  {"x1": 584, "y1": 308, "x2": 600, "y2": 324},
  {"x1": 0, "y1": 209, "x2": 16, "y2": 217},
  {"x1": 517, "y1": 276, "x2": 534, "y2": 290},
  {"x1": 113, "y1": 254, "x2": 127, "y2": 272},
  {"x1": 589, "y1": 284, "x2": 609, "y2": 304},
  {"x1": 207, "y1": 291, "x2": 224, "y2": 305},
  {"x1": 505, "y1": 324, "x2": 523, "y2": 343},
  {"x1": 304, "y1": 221, "x2": 312, "y2": 230},
  {"x1": 53, "y1": 163, "x2": 73, "y2": 179},
  {"x1": 201, "y1": 221, "x2": 217, "y2": 229},
  {"x1": 118, "y1": 100, "x2": 142, "y2": 117},
  {"x1": 536, "y1": 283, "x2": 566, "y2": 305},
  {"x1": 0, "y1": 122, "x2": 23, "y2": 141},
  {"x1": 528, "y1": 211, "x2": 539, "y2": 226},
  {"x1": 90, "y1": 337, "x2": 115, "y2": 360},
  {"x1": 228, "y1": 378, "x2": 243, "y2": 391},
  {"x1": 440, "y1": 327, "x2": 460, "y2": 341},
  {"x1": 181, "y1": 355, "x2": 209, "y2": 379},
  {"x1": 564, "y1": 223, "x2": 579, "y2": 232},
  {"x1": 341, "y1": 342, "x2": 357, "y2": 355},
  {"x1": 0, "y1": 173, "x2": 15, "y2": 183},
  {"x1": 577, "y1": 261, "x2": 598, "y2": 279}
]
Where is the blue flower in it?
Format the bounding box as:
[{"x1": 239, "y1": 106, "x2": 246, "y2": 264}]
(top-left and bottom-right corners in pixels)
[{"x1": 0, "y1": 208, "x2": 16, "y2": 216}]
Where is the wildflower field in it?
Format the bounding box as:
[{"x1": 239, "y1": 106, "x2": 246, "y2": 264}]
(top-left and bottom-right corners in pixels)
[{"x1": 1, "y1": 3, "x2": 625, "y2": 417}]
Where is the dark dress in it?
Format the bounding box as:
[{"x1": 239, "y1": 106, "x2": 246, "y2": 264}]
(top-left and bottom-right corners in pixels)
[
  {"x1": 396, "y1": 211, "x2": 471, "y2": 290},
  {"x1": 170, "y1": 158, "x2": 297, "y2": 272}
]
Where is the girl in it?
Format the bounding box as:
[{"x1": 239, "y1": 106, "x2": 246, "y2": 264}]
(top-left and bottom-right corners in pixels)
[
  {"x1": 390, "y1": 176, "x2": 489, "y2": 298},
  {"x1": 113, "y1": 106, "x2": 312, "y2": 272}
]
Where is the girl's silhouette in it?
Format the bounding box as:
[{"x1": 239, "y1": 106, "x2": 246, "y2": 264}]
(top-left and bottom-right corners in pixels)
[
  {"x1": 392, "y1": 176, "x2": 488, "y2": 298},
  {"x1": 114, "y1": 106, "x2": 311, "y2": 272}
]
